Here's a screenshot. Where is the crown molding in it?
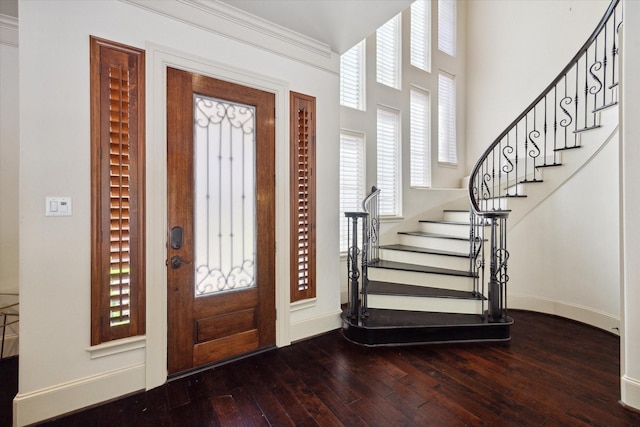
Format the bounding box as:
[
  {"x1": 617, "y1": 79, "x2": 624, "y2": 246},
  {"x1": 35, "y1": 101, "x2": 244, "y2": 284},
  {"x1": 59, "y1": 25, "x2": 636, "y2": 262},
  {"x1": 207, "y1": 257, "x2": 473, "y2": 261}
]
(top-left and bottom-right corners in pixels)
[
  {"x1": 0, "y1": 14, "x2": 18, "y2": 47},
  {"x1": 120, "y1": 0, "x2": 335, "y2": 69}
]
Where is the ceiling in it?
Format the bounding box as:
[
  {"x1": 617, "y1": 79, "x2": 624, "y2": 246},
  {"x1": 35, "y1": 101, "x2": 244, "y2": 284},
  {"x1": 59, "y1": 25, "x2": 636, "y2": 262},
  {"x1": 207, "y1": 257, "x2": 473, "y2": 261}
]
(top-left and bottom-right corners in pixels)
[
  {"x1": 218, "y1": 0, "x2": 413, "y2": 54},
  {"x1": 0, "y1": 0, "x2": 413, "y2": 55}
]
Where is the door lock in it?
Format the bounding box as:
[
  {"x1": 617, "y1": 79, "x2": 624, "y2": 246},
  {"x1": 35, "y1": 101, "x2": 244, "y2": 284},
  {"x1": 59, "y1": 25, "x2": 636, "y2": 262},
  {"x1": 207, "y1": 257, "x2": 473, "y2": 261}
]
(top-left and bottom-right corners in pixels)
[{"x1": 169, "y1": 255, "x2": 192, "y2": 269}]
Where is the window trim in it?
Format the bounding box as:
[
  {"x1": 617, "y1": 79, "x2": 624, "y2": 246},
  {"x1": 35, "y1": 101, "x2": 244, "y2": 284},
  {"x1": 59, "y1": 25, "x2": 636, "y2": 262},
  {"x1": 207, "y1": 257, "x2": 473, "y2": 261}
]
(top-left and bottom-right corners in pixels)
[
  {"x1": 90, "y1": 36, "x2": 146, "y2": 345},
  {"x1": 340, "y1": 40, "x2": 366, "y2": 111},
  {"x1": 438, "y1": 0, "x2": 457, "y2": 57},
  {"x1": 411, "y1": 0, "x2": 432, "y2": 73},
  {"x1": 339, "y1": 130, "x2": 366, "y2": 253},
  {"x1": 376, "y1": 13, "x2": 401, "y2": 90},
  {"x1": 410, "y1": 86, "x2": 432, "y2": 188},
  {"x1": 438, "y1": 71, "x2": 458, "y2": 165}
]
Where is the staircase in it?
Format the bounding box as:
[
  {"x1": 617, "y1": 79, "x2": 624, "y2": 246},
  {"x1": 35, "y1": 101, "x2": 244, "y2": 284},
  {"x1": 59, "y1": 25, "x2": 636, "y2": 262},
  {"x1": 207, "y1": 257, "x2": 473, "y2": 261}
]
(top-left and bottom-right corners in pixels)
[{"x1": 341, "y1": 0, "x2": 621, "y2": 347}]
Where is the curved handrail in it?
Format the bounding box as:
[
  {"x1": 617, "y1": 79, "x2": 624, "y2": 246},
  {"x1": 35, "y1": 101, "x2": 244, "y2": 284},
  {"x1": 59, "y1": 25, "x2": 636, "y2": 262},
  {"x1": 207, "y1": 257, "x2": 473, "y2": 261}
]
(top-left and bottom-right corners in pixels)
[
  {"x1": 361, "y1": 186, "x2": 380, "y2": 212},
  {"x1": 468, "y1": 0, "x2": 621, "y2": 215}
]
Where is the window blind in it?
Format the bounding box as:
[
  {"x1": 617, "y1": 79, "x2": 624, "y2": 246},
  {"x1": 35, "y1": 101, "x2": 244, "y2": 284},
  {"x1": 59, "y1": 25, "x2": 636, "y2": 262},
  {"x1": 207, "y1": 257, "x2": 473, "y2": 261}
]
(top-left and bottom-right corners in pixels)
[
  {"x1": 376, "y1": 14, "x2": 401, "y2": 89},
  {"x1": 377, "y1": 107, "x2": 401, "y2": 216},
  {"x1": 438, "y1": 72, "x2": 457, "y2": 164},
  {"x1": 411, "y1": 0, "x2": 431, "y2": 72},
  {"x1": 438, "y1": 0, "x2": 456, "y2": 56},
  {"x1": 410, "y1": 88, "x2": 431, "y2": 187},
  {"x1": 339, "y1": 131, "x2": 365, "y2": 252},
  {"x1": 340, "y1": 41, "x2": 365, "y2": 110}
]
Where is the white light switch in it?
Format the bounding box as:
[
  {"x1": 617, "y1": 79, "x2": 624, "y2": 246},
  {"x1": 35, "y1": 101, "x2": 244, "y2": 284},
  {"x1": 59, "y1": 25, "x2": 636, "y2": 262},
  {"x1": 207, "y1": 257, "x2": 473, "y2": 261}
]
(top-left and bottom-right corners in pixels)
[{"x1": 46, "y1": 197, "x2": 72, "y2": 216}]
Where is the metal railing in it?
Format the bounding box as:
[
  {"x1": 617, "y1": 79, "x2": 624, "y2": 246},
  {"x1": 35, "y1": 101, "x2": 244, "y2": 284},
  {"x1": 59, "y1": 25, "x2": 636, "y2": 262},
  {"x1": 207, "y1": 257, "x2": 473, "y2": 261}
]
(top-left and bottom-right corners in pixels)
[
  {"x1": 468, "y1": 0, "x2": 622, "y2": 322},
  {"x1": 344, "y1": 186, "x2": 380, "y2": 321}
]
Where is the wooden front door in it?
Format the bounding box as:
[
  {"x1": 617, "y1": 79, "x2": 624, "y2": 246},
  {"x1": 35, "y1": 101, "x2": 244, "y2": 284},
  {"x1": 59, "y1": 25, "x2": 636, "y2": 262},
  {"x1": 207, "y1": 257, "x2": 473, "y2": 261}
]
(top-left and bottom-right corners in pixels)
[{"x1": 166, "y1": 67, "x2": 276, "y2": 375}]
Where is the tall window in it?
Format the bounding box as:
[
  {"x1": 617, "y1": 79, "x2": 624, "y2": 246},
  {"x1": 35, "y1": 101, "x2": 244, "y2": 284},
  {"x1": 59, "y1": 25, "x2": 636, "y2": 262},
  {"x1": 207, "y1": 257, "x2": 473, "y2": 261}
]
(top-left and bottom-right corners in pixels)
[
  {"x1": 376, "y1": 14, "x2": 401, "y2": 90},
  {"x1": 438, "y1": 72, "x2": 457, "y2": 164},
  {"x1": 340, "y1": 131, "x2": 365, "y2": 252},
  {"x1": 410, "y1": 88, "x2": 431, "y2": 187},
  {"x1": 377, "y1": 107, "x2": 401, "y2": 216},
  {"x1": 340, "y1": 41, "x2": 365, "y2": 110},
  {"x1": 90, "y1": 36, "x2": 145, "y2": 345},
  {"x1": 290, "y1": 92, "x2": 316, "y2": 302},
  {"x1": 411, "y1": 0, "x2": 431, "y2": 72},
  {"x1": 438, "y1": 0, "x2": 456, "y2": 56}
]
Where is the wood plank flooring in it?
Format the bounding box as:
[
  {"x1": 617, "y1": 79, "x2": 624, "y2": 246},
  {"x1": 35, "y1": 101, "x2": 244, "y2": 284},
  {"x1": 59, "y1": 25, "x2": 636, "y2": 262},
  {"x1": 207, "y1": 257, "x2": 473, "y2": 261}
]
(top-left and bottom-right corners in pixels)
[{"x1": 5, "y1": 310, "x2": 640, "y2": 426}]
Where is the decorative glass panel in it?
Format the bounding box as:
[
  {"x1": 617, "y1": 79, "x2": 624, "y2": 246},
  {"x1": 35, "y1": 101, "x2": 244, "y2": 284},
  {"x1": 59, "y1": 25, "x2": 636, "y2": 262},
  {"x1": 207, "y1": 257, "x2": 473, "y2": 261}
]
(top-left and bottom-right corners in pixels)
[{"x1": 193, "y1": 95, "x2": 256, "y2": 296}]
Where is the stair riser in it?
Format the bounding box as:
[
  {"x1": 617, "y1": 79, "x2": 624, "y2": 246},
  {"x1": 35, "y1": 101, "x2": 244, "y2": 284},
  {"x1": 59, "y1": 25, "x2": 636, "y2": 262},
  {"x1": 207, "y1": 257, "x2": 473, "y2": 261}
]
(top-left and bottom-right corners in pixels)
[
  {"x1": 418, "y1": 222, "x2": 473, "y2": 238},
  {"x1": 443, "y1": 211, "x2": 471, "y2": 223},
  {"x1": 399, "y1": 234, "x2": 470, "y2": 253},
  {"x1": 368, "y1": 268, "x2": 475, "y2": 291},
  {"x1": 367, "y1": 294, "x2": 483, "y2": 314},
  {"x1": 379, "y1": 248, "x2": 470, "y2": 271}
]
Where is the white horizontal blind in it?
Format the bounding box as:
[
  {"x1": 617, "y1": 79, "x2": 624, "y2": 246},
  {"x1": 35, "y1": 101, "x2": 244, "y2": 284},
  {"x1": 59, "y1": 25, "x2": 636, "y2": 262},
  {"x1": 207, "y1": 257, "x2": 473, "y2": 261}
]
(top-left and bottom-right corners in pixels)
[
  {"x1": 438, "y1": 72, "x2": 457, "y2": 164},
  {"x1": 410, "y1": 88, "x2": 431, "y2": 187},
  {"x1": 377, "y1": 107, "x2": 401, "y2": 216},
  {"x1": 340, "y1": 131, "x2": 365, "y2": 252},
  {"x1": 411, "y1": 0, "x2": 431, "y2": 72},
  {"x1": 376, "y1": 14, "x2": 401, "y2": 89},
  {"x1": 340, "y1": 41, "x2": 365, "y2": 110},
  {"x1": 438, "y1": 0, "x2": 456, "y2": 56}
]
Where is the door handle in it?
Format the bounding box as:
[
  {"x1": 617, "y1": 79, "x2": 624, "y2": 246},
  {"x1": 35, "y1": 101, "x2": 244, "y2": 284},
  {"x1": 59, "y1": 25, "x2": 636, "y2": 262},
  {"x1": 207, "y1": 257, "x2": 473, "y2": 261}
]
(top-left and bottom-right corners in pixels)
[{"x1": 169, "y1": 255, "x2": 192, "y2": 269}]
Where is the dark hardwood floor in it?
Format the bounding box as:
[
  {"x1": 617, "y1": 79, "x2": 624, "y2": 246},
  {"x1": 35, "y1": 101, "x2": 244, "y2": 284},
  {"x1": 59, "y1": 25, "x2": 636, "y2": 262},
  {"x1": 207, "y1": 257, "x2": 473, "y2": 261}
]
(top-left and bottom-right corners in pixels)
[{"x1": 3, "y1": 310, "x2": 640, "y2": 426}]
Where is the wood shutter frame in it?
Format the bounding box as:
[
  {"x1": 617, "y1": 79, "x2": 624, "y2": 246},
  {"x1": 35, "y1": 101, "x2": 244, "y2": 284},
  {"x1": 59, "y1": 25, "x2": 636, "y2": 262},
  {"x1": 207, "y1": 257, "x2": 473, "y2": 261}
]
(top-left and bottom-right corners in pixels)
[
  {"x1": 290, "y1": 92, "x2": 316, "y2": 302},
  {"x1": 90, "y1": 36, "x2": 145, "y2": 345}
]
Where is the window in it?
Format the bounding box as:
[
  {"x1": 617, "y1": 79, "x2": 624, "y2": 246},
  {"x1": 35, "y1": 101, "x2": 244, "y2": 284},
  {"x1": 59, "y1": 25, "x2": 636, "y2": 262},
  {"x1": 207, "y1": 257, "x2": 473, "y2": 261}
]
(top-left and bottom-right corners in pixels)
[
  {"x1": 376, "y1": 14, "x2": 401, "y2": 89},
  {"x1": 340, "y1": 41, "x2": 365, "y2": 110},
  {"x1": 438, "y1": 0, "x2": 456, "y2": 56},
  {"x1": 290, "y1": 92, "x2": 316, "y2": 302},
  {"x1": 410, "y1": 88, "x2": 431, "y2": 187},
  {"x1": 438, "y1": 72, "x2": 457, "y2": 164},
  {"x1": 411, "y1": 0, "x2": 431, "y2": 72},
  {"x1": 90, "y1": 36, "x2": 145, "y2": 344},
  {"x1": 377, "y1": 107, "x2": 401, "y2": 216},
  {"x1": 340, "y1": 131, "x2": 365, "y2": 252}
]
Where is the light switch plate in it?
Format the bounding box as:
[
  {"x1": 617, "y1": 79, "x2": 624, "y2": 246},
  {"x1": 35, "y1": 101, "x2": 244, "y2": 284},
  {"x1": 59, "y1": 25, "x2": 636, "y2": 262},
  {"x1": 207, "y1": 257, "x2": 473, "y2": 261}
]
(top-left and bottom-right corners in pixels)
[{"x1": 46, "y1": 197, "x2": 72, "y2": 216}]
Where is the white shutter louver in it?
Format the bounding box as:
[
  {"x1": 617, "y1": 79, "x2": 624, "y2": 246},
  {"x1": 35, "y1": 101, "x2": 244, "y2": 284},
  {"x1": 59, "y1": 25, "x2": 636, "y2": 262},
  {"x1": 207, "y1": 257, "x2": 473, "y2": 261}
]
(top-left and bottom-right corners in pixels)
[
  {"x1": 410, "y1": 88, "x2": 431, "y2": 187},
  {"x1": 340, "y1": 41, "x2": 365, "y2": 110},
  {"x1": 411, "y1": 0, "x2": 431, "y2": 72},
  {"x1": 438, "y1": 72, "x2": 457, "y2": 164},
  {"x1": 340, "y1": 131, "x2": 366, "y2": 252},
  {"x1": 376, "y1": 14, "x2": 401, "y2": 89},
  {"x1": 377, "y1": 107, "x2": 400, "y2": 216},
  {"x1": 438, "y1": 0, "x2": 456, "y2": 56}
]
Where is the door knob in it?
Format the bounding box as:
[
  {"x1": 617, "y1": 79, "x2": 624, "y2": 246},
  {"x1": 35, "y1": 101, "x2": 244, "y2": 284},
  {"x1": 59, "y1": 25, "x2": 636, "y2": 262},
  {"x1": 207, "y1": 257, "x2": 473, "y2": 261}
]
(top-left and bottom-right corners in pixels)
[{"x1": 169, "y1": 255, "x2": 192, "y2": 269}]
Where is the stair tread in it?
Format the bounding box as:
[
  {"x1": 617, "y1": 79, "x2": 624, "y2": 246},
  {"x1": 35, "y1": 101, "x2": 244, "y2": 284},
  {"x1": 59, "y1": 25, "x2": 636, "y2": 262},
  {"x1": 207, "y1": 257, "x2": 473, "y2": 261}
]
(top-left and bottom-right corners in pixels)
[
  {"x1": 380, "y1": 244, "x2": 470, "y2": 258},
  {"x1": 418, "y1": 219, "x2": 470, "y2": 226},
  {"x1": 358, "y1": 308, "x2": 512, "y2": 328},
  {"x1": 370, "y1": 260, "x2": 476, "y2": 277},
  {"x1": 398, "y1": 231, "x2": 471, "y2": 241},
  {"x1": 368, "y1": 281, "x2": 483, "y2": 300}
]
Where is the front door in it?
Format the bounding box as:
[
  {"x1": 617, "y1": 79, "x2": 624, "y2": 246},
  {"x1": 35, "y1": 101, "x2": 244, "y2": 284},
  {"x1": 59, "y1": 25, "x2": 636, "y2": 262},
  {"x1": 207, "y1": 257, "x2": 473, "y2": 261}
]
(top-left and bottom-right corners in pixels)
[{"x1": 166, "y1": 67, "x2": 276, "y2": 375}]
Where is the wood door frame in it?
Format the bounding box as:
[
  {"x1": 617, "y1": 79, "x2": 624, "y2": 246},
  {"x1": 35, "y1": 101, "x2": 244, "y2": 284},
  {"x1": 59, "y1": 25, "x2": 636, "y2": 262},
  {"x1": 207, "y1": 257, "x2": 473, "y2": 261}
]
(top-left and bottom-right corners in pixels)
[{"x1": 145, "y1": 45, "x2": 291, "y2": 390}]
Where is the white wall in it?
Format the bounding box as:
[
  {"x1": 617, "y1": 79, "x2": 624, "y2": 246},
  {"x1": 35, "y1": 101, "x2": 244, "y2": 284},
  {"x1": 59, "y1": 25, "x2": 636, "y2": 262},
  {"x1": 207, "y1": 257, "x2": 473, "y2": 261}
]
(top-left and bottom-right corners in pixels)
[
  {"x1": 466, "y1": 0, "x2": 610, "y2": 170},
  {"x1": 621, "y1": 0, "x2": 640, "y2": 412},
  {"x1": 16, "y1": 1, "x2": 341, "y2": 424}
]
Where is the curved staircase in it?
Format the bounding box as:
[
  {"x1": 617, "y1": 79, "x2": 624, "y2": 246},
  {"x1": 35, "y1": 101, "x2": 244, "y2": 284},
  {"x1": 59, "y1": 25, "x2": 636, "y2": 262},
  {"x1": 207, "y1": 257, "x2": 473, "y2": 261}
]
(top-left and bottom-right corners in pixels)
[{"x1": 341, "y1": 0, "x2": 621, "y2": 346}]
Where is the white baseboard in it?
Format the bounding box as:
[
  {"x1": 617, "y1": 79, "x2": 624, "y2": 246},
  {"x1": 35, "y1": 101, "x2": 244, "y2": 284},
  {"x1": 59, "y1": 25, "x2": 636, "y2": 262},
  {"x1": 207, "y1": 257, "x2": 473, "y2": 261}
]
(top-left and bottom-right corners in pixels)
[
  {"x1": 14, "y1": 363, "x2": 145, "y2": 427},
  {"x1": 509, "y1": 294, "x2": 620, "y2": 334},
  {"x1": 289, "y1": 310, "x2": 342, "y2": 343},
  {"x1": 622, "y1": 375, "x2": 640, "y2": 412}
]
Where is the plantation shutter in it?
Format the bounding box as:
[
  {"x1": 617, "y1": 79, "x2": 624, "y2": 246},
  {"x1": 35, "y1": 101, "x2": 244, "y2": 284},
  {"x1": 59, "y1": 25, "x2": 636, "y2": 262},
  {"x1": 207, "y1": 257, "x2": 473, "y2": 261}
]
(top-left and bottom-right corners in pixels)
[
  {"x1": 340, "y1": 41, "x2": 365, "y2": 110},
  {"x1": 377, "y1": 14, "x2": 401, "y2": 89},
  {"x1": 91, "y1": 36, "x2": 145, "y2": 345},
  {"x1": 411, "y1": 0, "x2": 431, "y2": 72},
  {"x1": 290, "y1": 92, "x2": 316, "y2": 302},
  {"x1": 438, "y1": 0, "x2": 456, "y2": 56},
  {"x1": 377, "y1": 107, "x2": 401, "y2": 216},
  {"x1": 438, "y1": 72, "x2": 457, "y2": 165},
  {"x1": 339, "y1": 131, "x2": 365, "y2": 252},
  {"x1": 410, "y1": 88, "x2": 431, "y2": 187}
]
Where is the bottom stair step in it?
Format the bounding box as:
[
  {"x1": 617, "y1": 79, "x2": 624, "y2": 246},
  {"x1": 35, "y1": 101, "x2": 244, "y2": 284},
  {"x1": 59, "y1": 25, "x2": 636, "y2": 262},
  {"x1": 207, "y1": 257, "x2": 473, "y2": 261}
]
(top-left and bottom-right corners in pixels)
[{"x1": 341, "y1": 308, "x2": 513, "y2": 346}]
